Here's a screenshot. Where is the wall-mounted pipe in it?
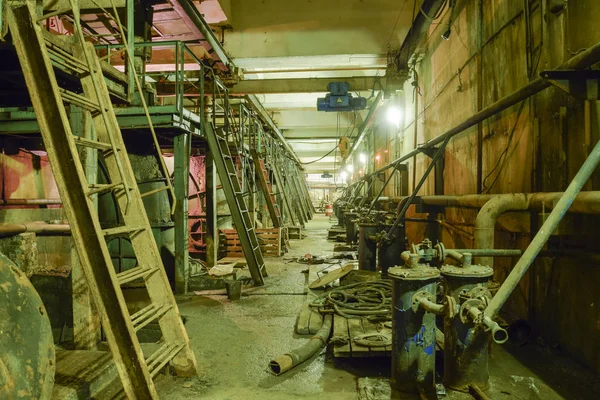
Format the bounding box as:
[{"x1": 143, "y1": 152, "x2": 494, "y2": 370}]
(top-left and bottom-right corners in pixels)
[
  {"x1": 474, "y1": 194, "x2": 529, "y2": 267},
  {"x1": 0, "y1": 199, "x2": 62, "y2": 206},
  {"x1": 365, "y1": 41, "x2": 600, "y2": 180},
  {"x1": 0, "y1": 222, "x2": 70, "y2": 237},
  {"x1": 484, "y1": 132, "x2": 600, "y2": 320},
  {"x1": 394, "y1": 0, "x2": 449, "y2": 74}
]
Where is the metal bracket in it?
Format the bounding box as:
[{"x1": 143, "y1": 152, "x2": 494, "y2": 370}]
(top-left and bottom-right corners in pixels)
[
  {"x1": 540, "y1": 69, "x2": 600, "y2": 100},
  {"x1": 417, "y1": 146, "x2": 439, "y2": 158}
]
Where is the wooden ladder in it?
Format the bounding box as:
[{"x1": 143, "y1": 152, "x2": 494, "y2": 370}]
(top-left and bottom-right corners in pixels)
[
  {"x1": 270, "y1": 158, "x2": 300, "y2": 227},
  {"x1": 8, "y1": 3, "x2": 197, "y2": 398},
  {"x1": 204, "y1": 121, "x2": 267, "y2": 285},
  {"x1": 251, "y1": 151, "x2": 283, "y2": 228}
]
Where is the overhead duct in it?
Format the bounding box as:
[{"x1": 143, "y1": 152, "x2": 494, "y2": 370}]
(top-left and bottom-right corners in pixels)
[{"x1": 393, "y1": 0, "x2": 448, "y2": 75}]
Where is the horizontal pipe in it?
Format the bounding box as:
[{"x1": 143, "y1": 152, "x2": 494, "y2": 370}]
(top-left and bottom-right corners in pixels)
[
  {"x1": 0, "y1": 222, "x2": 71, "y2": 237},
  {"x1": 485, "y1": 134, "x2": 600, "y2": 319},
  {"x1": 417, "y1": 298, "x2": 446, "y2": 315},
  {"x1": 451, "y1": 248, "x2": 600, "y2": 263},
  {"x1": 418, "y1": 191, "x2": 600, "y2": 214},
  {"x1": 0, "y1": 198, "x2": 62, "y2": 205},
  {"x1": 367, "y1": 41, "x2": 600, "y2": 179}
]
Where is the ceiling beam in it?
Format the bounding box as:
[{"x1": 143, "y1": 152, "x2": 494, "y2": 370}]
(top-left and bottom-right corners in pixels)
[
  {"x1": 231, "y1": 76, "x2": 379, "y2": 94},
  {"x1": 154, "y1": 76, "x2": 381, "y2": 96}
]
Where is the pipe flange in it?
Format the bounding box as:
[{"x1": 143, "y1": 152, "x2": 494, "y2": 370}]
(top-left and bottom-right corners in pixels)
[
  {"x1": 444, "y1": 295, "x2": 458, "y2": 319},
  {"x1": 411, "y1": 290, "x2": 435, "y2": 312},
  {"x1": 459, "y1": 286, "x2": 492, "y2": 302},
  {"x1": 459, "y1": 298, "x2": 485, "y2": 325}
]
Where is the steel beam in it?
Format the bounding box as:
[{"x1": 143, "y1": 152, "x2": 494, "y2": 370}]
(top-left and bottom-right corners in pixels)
[
  {"x1": 169, "y1": 0, "x2": 233, "y2": 71},
  {"x1": 246, "y1": 94, "x2": 302, "y2": 165}
]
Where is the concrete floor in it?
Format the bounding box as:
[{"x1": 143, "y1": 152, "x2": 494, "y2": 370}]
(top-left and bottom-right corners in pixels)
[{"x1": 156, "y1": 215, "x2": 600, "y2": 400}]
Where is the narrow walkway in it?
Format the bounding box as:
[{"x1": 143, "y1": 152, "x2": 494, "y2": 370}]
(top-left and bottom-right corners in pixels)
[{"x1": 158, "y1": 215, "x2": 366, "y2": 399}]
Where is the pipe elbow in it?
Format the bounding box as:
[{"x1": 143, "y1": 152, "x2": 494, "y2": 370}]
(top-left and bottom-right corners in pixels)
[{"x1": 475, "y1": 194, "x2": 530, "y2": 232}]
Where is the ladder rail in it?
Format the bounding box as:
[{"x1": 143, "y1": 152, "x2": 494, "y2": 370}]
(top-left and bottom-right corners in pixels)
[
  {"x1": 6, "y1": 4, "x2": 156, "y2": 398},
  {"x1": 69, "y1": 2, "x2": 133, "y2": 212}
]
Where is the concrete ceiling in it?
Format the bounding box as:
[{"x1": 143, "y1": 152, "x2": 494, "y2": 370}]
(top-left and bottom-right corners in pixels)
[
  {"x1": 70, "y1": 0, "x2": 415, "y2": 180},
  {"x1": 218, "y1": 0, "x2": 415, "y2": 178}
]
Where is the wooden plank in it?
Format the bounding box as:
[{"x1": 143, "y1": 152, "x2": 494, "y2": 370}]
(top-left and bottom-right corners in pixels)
[{"x1": 332, "y1": 314, "x2": 352, "y2": 357}]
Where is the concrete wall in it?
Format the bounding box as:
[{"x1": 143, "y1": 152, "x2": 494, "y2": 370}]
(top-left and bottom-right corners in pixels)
[{"x1": 381, "y1": 1, "x2": 600, "y2": 371}]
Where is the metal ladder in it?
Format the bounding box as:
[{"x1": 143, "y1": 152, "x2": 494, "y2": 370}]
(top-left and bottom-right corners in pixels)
[
  {"x1": 204, "y1": 121, "x2": 267, "y2": 285},
  {"x1": 7, "y1": 3, "x2": 197, "y2": 399},
  {"x1": 252, "y1": 151, "x2": 283, "y2": 228}
]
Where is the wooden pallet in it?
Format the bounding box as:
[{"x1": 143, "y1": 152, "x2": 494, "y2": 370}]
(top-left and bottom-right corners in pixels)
[
  {"x1": 332, "y1": 315, "x2": 392, "y2": 358},
  {"x1": 222, "y1": 228, "x2": 282, "y2": 257}
]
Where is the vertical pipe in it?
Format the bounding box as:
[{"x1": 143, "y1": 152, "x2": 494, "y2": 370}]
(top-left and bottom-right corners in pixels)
[
  {"x1": 485, "y1": 136, "x2": 600, "y2": 319},
  {"x1": 205, "y1": 152, "x2": 218, "y2": 267},
  {"x1": 174, "y1": 132, "x2": 191, "y2": 294},
  {"x1": 126, "y1": 0, "x2": 134, "y2": 101},
  {"x1": 358, "y1": 222, "x2": 378, "y2": 271},
  {"x1": 389, "y1": 266, "x2": 440, "y2": 393}
]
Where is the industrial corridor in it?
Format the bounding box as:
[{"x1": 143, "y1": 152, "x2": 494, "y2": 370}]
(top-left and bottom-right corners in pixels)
[{"x1": 1, "y1": 1, "x2": 600, "y2": 400}]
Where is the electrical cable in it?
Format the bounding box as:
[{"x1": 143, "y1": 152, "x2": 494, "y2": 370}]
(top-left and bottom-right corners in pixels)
[
  {"x1": 309, "y1": 281, "x2": 393, "y2": 318},
  {"x1": 482, "y1": 100, "x2": 527, "y2": 193},
  {"x1": 420, "y1": 0, "x2": 448, "y2": 21},
  {"x1": 300, "y1": 146, "x2": 338, "y2": 165}
]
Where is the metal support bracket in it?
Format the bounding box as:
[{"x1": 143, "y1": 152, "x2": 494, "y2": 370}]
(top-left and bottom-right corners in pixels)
[
  {"x1": 541, "y1": 69, "x2": 600, "y2": 100},
  {"x1": 418, "y1": 145, "x2": 445, "y2": 195}
]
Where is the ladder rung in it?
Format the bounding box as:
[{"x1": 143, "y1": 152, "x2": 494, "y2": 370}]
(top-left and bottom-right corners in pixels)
[
  {"x1": 87, "y1": 182, "x2": 124, "y2": 196},
  {"x1": 59, "y1": 88, "x2": 102, "y2": 113},
  {"x1": 140, "y1": 185, "x2": 170, "y2": 198},
  {"x1": 147, "y1": 342, "x2": 186, "y2": 378},
  {"x1": 103, "y1": 225, "x2": 145, "y2": 237},
  {"x1": 73, "y1": 136, "x2": 114, "y2": 151},
  {"x1": 131, "y1": 303, "x2": 173, "y2": 332},
  {"x1": 116, "y1": 266, "x2": 158, "y2": 285},
  {"x1": 37, "y1": 7, "x2": 72, "y2": 22}
]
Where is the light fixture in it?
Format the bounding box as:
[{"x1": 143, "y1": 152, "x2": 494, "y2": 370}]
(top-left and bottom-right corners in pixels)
[
  {"x1": 386, "y1": 105, "x2": 403, "y2": 127},
  {"x1": 359, "y1": 153, "x2": 367, "y2": 165},
  {"x1": 346, "y1": 164, "x2": 354, "y2": 173},
  {"x1": 375, "y1": 154, "x2": 381, "y2": 161},
  {"x1": 340, "y1": 171, "x2": 348, "y2": 181}
]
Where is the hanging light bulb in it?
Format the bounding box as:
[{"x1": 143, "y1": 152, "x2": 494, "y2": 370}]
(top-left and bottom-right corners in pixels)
[
  {"x1": 386, "y1": 105, "x2": 403, "y2": 127},
  {"x1": 359, "y1": 153, "x2": 367, "y2": 165}
]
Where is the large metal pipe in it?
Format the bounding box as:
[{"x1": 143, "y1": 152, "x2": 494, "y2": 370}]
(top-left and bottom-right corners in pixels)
[
  {"x1": 484, "y1": 131, "x2": 600, "y2": 320},
  {"x1": 368, "y1": 41, "x2": 600, "y2": 179},
  {"x1": 418, "y1": 191, "x2": 600, "y2": 267},
  {"x1": 474, "y1": 194, "x2": 529, "y2": 267},
  {"x1": 0, "y1": 199, "x2": 62, "y2": 205},
  {"x1": 0, "y1": 222, "x2": 70, "y2": 237},
  {"x1": 269, "y1": 314, "x2": 333, "y2": 375},
  {"x1": 394, "y1": 0, "x2": 448, "y2": 73},
  {"x1": 389, "y1": 263, "x2": 440, "y2": 393}
]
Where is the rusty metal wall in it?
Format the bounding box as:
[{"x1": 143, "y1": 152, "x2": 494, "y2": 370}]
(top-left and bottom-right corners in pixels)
[{"x1": 384, "y1": 1, "x2": 600, "y2": 371}]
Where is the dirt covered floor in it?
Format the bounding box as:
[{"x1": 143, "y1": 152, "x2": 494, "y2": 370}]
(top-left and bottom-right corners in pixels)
[{"x1": 156, "y1": 214, "x2": 600, "y2": 400}]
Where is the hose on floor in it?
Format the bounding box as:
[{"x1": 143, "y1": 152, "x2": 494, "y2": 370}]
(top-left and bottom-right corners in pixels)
[
  {"x1": 269, "y1": 314, "x2": 333, "y2": 375},
  {"x1": 308, "y1": 281, "x2": 393, "y2": 318}
]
